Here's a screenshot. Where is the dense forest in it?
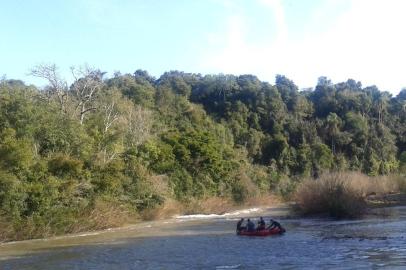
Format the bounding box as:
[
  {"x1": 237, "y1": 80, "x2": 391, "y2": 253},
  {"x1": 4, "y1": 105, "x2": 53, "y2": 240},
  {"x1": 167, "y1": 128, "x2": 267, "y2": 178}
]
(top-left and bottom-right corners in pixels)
[{"x1": 1, "y1": 64, "x2": 406, "y2": 240}]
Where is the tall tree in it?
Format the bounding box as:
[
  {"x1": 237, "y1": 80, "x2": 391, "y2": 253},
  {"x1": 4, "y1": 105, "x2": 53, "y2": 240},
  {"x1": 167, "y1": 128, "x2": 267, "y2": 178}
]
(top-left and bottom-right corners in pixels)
[{"x1": 70, "y1": 65, "x2": 105, "y2": 124}]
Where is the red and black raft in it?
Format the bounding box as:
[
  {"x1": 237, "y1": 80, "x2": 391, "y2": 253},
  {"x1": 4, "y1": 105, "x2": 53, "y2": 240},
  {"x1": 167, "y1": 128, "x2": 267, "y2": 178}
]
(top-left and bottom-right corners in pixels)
[{"x1": 237, "y1": 227, "x2": 286, "y2": 236}]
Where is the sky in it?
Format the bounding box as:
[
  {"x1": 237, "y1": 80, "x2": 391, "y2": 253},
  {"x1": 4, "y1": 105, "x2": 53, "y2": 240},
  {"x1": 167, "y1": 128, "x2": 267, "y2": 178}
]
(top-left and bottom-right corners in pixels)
[{"x1": 1, "y1": 0, "x2": 406, "y2": 95}]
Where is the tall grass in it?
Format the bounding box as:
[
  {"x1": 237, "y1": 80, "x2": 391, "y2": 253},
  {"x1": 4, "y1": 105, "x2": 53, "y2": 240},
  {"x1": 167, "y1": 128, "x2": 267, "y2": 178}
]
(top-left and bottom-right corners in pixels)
[
  {"x1": 295, "y1": 172, "x2": 366, "y2": 218},
  {"x1": 294, "y1": 172, "x2": 406, "y2": 218},
  {"x1": 391, "y1": 174, "x2": 406, "y2": 193},
  {"x1": 295, "y1": 172, "x2": 406, "y2": 218},
  {"x1": 0, "y1": 198, "x2": 138, "y2": 243}
]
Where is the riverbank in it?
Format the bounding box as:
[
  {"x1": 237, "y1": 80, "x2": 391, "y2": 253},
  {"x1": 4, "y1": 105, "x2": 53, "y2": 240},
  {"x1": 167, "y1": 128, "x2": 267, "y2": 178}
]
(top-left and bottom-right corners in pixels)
[
  {"x1": 0, "y1": 202, "x2": 290, "y2": 259},
  {"x1": 2, "y1": 172, "x2": 404, "y2": 246},
  {"x1": 2, "y1": 196, "x2": 406, "y2": 262},
  {"x1": 4, "y1": 206, "x2": 406, "y2": 269},
  {"x1": 366, "y1": 192, "x2": 406, "y2": 207},
  {"x1": 0, "y1": 194, "x2": 282, "y2": 243},
  {"x1": 140, "y1": 195, "x2": 282, "y2": 220}
]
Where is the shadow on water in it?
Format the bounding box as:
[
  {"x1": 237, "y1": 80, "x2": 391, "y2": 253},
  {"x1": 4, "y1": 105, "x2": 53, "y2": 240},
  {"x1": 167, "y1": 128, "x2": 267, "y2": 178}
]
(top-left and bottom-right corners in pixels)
[{"x1": 1, "y1": 206, "x2": 406, "y2": 269}]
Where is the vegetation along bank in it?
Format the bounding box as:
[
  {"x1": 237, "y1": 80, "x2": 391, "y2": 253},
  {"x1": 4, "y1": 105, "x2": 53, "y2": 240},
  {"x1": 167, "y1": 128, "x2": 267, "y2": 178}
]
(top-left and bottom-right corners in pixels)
[{"x1": 1, "y1": 65, "x2": 406, "y2": 241}]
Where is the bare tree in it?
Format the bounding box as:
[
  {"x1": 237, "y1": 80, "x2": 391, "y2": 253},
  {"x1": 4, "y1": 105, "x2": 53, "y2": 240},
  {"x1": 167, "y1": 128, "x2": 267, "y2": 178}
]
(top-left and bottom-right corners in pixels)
[
  {"x1": 125, "y1": 105, "x2": 153, "y2": 147},
  {"x1": 70, "y1": 65, "x2": 105, "y2": 124},
  {"x1": 30, "y1": 64, "x2": 68, "y2": 112},
  {"x1": 97, "y1": 89, "x2": 122, "y2": 134},
  {"x1": 103, "y1": 100, "x2": 120, "y2": 133},
  {"x1": 99, "y1": 99, "x2": 121, "y2": 164}
]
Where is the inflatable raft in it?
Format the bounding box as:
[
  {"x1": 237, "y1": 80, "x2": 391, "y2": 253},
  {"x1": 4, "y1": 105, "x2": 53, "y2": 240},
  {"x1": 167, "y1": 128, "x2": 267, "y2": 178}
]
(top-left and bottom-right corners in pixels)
[{"x1": 237, "y1": 227, "x2": 285, "y2": 236}]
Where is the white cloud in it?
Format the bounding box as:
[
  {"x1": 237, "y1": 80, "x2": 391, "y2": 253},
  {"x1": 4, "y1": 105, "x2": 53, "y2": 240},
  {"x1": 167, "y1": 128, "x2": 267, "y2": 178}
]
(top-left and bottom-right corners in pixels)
[
  {"x1": 199, "y1": 0, "x2": 406, "y2": 94},
  {"x1": 298, "y1": 0, "x2": 406, "y2": 92},
  {"x1": 200, "y1": 15, "x2": 251, "y2": 74},
  {"x1": 198, "y1": 0, "x2": 288, "y2": 83},
  {"x1": 258, "y1": 0, "x2": 288, "y2": 44}
]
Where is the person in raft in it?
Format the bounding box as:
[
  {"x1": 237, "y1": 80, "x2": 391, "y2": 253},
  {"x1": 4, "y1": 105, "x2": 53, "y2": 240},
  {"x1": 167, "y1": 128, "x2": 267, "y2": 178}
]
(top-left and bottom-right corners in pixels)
[
  {"x1": 268, "y1": 219, "x2": 283, "y2": 231},
  {"x1": 236, "y1": 218, "x2": 246, "y2": 232},
  {"x1": 246, "y1": 218, "x2": 256, "y2": 232},
  {"x1": 257, "y1": 217, "x2": 266, "y2": 231}
]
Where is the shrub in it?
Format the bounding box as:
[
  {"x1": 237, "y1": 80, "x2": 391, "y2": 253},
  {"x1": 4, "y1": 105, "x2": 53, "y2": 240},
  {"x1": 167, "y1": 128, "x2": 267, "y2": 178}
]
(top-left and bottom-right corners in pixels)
[
  {"x1": 231, "y1": 168, "x2": 259, "y2": 203},
  {"x1": 274, "y1": 176, "x2": 298, "y2": 199},
  {"x1": 0, "y1": 170, "x2": 25, "y2": 218},
  {"x1": 48, "y1": 154, "x2": 83, "y2": 178},
  {"x1": 390, "y1": 174, "x2": 406, "y2": 193},
  {"x1": 231, "y1": 181, "x2": 248, "y2": 203},
  {"x1": 294, "y1": 172, "x2": 366, "y2": 218},
  {"x1": 399, "y1": 151, "x2": 406, "y2": 174}
]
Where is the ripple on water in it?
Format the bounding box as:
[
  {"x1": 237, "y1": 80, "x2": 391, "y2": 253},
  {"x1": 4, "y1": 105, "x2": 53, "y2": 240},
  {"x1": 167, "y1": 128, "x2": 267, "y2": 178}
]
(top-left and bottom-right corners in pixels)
[{"x1": 215, "y1": 264, "x2": 241, "y2": 269}]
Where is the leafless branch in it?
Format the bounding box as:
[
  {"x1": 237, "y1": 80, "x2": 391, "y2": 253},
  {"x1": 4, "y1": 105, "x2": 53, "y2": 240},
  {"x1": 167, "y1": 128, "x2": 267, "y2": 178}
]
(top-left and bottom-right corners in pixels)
[
  {"x1": 70, "y1": 65, "x2": 104, "y2": 124},
  {"x1": 29, "y1": 63, "x2": 68, "y2": 112}
]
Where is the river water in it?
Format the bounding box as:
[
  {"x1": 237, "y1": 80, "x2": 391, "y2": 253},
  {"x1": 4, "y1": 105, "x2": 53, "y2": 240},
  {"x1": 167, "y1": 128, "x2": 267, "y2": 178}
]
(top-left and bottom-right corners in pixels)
[{"x1": 1, "y1": 206, "x2": 406, "y2": 269}]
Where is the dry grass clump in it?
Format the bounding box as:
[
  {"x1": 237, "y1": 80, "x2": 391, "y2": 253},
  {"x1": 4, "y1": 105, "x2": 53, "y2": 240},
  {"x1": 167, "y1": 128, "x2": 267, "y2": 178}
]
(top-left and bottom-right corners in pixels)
[
  {"x1": 183, "y1": 197, "x2": 235, "y2": 215},
  {"x1": 349, "y1": 173, "x2": 397, "y2": 196},
  {"x1": 142, "y1": 194, "x2": 282, "y2": 220},
  {"x1": 295, "y1": 172, "x2": 406, "y2": 218},
  {"x1": 141, "y1": 199, "x2": 184, "y2": 220},
  {"x1": 295, "y1": 172, "x2": 367, "y2": 218},
  {"x1": 243, "y1": 194, "x2": 282, "y2": 207},
  {"x1": 389, "y1": 174, "x2": 406, "y2": 193},
  {"x1": 69, "y1": 199, "x2": 138, "y2": 232},
  {"x1": 0, "y1": 216, "x2": 15, "y2": 242}
]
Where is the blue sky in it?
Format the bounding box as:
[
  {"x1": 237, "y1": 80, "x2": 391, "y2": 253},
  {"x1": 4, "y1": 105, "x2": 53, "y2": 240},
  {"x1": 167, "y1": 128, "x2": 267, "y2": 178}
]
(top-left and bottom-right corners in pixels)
[{"x1": 1, "y1": 0, "x2": 405, "y2": 94}]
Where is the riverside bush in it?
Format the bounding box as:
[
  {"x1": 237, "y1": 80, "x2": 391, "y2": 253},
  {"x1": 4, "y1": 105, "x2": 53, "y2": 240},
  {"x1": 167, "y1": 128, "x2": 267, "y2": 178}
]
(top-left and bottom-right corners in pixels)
[
  {"x1": 295, "y1": 172, "x2": 366, "y2": 218},
  {"x1": 294, "y1": 172, "x2": 406, "y2": 218}
]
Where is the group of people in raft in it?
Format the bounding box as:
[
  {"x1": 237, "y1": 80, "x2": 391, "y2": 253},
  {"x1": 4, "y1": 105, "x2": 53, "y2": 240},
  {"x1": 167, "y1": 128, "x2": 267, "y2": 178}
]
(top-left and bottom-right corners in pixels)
[{"x1": 236, "y1": 217, "x2": 284, "y2": 233}]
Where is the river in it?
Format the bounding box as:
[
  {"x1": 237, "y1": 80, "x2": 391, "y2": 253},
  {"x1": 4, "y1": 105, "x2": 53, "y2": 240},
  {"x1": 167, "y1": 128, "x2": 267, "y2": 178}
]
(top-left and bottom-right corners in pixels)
[{"x1": 1, "y1": 205, "x2": 406, "y2": 269}]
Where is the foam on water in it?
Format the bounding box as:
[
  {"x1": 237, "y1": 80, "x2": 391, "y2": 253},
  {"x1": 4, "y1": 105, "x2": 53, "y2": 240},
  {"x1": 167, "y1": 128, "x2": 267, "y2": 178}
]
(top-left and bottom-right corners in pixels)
[
  {"x1": 174, "y1": 208, "x2": 261, "y2": 220},
  {"x1": 215, "y1": 264, "x2": 241, "y2": 269}
]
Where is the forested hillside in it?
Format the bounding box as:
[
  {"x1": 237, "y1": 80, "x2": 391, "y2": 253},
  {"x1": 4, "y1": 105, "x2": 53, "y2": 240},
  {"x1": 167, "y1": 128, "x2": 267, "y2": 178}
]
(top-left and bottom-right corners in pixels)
[{"x1": 1, "y1": 65, "x2": 406, "y2": 240}]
